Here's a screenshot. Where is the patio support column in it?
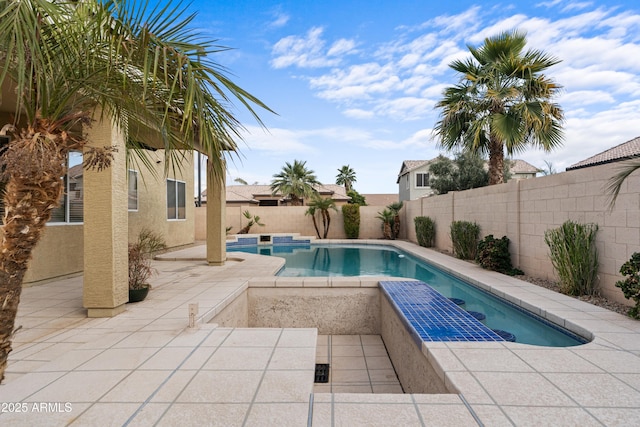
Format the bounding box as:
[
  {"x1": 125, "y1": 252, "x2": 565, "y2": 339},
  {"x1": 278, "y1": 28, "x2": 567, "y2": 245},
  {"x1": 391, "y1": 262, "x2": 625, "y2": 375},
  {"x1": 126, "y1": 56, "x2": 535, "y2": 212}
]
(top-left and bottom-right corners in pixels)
[
  {"x1": 206, "y1": 156, "x2": 226, "y2": 265},
  {"x1": 82, "y1": 118, "x2": 128, "y2": 317}
]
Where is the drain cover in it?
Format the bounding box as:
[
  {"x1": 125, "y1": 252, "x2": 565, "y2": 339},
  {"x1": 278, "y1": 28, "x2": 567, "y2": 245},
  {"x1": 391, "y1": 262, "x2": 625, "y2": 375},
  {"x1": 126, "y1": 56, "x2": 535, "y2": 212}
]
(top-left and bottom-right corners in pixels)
[{"x1": 314, "y1": 364, "x2": 330, "y2": 383}]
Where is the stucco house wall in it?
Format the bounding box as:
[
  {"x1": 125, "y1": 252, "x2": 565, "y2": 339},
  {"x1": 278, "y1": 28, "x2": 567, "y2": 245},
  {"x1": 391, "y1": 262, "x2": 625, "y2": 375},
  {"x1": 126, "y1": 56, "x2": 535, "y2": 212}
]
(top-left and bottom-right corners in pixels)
[{"x1": 23, "y1": 150, "x2": 195, "y2": 284}]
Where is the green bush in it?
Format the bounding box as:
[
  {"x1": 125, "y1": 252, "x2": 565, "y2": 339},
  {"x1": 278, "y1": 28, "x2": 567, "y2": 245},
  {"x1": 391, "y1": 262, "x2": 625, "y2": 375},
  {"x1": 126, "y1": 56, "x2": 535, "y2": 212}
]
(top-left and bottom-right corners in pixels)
[
  {"x1": 450, "y1": 221, "x2": 480, "y2": 260},
  {"x1": 414, "y1": 216, "x2": 435, "y2": 247},
  {"x1": 342, "y1": 204, "x2": 360, "y2": 239},
  {"x1": 476, "y1": 235, "x2": 523, "y2": 276},
  {"x1": 544, "y1": 220, "x2": 599, "y2": 296},
  {"x1": 615, "y1": 253, "x2": 640, "y2": 319}
]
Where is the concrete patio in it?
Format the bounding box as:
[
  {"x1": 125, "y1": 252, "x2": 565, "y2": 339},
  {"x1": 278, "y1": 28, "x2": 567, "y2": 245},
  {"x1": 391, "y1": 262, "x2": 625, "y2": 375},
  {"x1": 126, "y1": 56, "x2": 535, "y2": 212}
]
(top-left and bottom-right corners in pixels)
[{"x1": 1, "y1": 240, "x2": 639, "y2": 426}]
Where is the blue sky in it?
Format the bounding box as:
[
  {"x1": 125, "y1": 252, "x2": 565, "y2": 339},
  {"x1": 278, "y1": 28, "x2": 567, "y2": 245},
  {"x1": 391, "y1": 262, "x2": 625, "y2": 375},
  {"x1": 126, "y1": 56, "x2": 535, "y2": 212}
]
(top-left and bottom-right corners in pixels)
[{"x1": 189, "y1": 0, "x2": 640, "y2": 194}]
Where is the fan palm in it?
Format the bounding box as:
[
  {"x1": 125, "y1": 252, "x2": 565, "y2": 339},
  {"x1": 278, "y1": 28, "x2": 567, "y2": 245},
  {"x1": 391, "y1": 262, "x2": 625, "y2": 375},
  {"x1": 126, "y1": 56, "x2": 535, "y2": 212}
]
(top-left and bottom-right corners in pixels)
[
  {"x1": 0, "y1": 0, "x2": 271, "y2": 382},
  {"x1": 270, "y1": 160, "x2": 320, "y2": 206},
  {"x1": 336, "y1": 165, "x2": 357, "y2": 192},
  {"x1": 434, "y1": 30, "x2": 564, "y2": 185}
]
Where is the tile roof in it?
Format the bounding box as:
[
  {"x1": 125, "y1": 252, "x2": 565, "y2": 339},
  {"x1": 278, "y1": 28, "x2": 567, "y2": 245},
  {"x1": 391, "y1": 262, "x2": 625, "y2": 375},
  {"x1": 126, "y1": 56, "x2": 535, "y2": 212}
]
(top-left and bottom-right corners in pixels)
[
  {"x1": 216, "y1": 184, "x2": 351, "y2": 202},
  {"x1": 566, "y1": 136, "x2": 640, "y2": 170},
  {"x1": 510, "y1": 159, "x2": 541, "y2": 174}
]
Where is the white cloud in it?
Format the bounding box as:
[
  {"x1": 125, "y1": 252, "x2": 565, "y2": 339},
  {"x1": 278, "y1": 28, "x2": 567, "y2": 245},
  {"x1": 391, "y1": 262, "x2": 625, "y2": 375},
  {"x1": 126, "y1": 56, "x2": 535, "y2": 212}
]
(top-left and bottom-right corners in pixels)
[
  {"x1": 269, "y1": 11, "x2": 290, "y2": 29},
  {"x1": 328, "y1": 38, "x2": 357, "y2": 56},
  {"x1": 343, "y1": 108, "x2": 375, "y2": 119},
  {"x1": 270, "y1": 27, "x2": 356, "y2": 69},
  {"x1": 239, "y1": 126, "x2": 316, "y2": 154}
]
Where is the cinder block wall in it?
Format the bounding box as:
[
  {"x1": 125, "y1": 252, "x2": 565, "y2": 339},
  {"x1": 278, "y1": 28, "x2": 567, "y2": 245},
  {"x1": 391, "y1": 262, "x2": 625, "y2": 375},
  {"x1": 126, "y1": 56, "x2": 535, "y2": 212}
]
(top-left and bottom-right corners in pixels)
[
  {"x1": 402, "y1": 162, "x2": 640, "y2": 305},
  {"x1": 195, "y1": 205, "x2": 392, "y2": 240}
]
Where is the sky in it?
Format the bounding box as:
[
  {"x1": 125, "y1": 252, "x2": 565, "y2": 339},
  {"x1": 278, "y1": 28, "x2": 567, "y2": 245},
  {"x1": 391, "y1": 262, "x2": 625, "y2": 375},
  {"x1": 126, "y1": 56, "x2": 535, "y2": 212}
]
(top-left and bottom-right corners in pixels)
[{"x1": 188, "y1": 0, "x2": 640, "y2": 194}]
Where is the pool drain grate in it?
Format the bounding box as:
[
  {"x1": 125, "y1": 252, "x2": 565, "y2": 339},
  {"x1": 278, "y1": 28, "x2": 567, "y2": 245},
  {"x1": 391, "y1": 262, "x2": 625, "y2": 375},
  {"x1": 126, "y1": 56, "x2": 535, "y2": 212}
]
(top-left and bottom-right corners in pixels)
[{"x1": 314, "y1": 364, "x2": 330, "y2": 383}]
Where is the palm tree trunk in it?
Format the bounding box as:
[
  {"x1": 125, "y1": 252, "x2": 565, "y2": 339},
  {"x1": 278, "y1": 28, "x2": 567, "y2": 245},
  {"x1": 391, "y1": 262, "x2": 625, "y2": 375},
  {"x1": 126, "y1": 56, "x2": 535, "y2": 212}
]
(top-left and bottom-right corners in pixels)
[
  {"x1": 0, "y1": 135, "x2": 66, "y2": 382},
  {"x1": 322, "y1": 210, "x2": 330, "y2": 239},
  {"x1": 310, "y1": 214, "x2": 321, "y2": 239},
  {"x1": 488, "y1": 136, "x2": 504, "y2": 185},
  {"x1": 383, "y1": 222, "x2": 392, "y2": 239}
]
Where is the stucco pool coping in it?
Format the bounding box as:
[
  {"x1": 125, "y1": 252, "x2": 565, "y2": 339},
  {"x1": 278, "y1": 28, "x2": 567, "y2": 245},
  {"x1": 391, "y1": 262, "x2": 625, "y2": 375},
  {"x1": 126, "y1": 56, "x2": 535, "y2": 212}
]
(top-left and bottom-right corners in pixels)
[{"x1": 1, "y1": 239, "x2": 639, "y2": 426}]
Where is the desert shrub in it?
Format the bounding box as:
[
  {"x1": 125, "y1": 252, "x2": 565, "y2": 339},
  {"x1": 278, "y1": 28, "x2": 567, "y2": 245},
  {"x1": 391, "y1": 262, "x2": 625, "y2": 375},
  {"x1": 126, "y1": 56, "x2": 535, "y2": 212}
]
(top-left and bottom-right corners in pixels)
[
  {"x1": 342, "y1": 204, "x2": 360, "y2": 239},
  {"x1": 544, "y1": 220, "x2": 599, "y2": 296},
  {"x1": 450, "y1": 221, "x2": 480, "y2": 260},
  {"x1": 137, "y1": 227, "x2": 167, "y2": 254},
  {"x1": 414, "y1": 216, "x2": 435, "y2": 247},
  {"x1": 476, "y1": 235, "x2": 523, "y2": 276},
  {"x1": 615, "y1": 253, "x2": 640, "y2": 318}
]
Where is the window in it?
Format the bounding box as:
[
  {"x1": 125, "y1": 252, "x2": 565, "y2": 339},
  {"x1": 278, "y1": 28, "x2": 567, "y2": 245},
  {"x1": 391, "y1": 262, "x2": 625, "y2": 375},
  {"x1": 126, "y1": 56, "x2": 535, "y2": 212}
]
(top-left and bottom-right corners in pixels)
[
  {"x1": 405, "y1": 175, "x2": 409, "y2": 190},
  {"x1": 50, "y1": 151, "x2": 84, "y2": 223},
  {"x1": 416, "y1": 173, "x2": 429, "y2": 188},
  {"x1": 167, "y1": 179, "x2": 186, "y2": 220},
  {"x1": 128, "y1": 170, "x2": 138, "y2": 211}
]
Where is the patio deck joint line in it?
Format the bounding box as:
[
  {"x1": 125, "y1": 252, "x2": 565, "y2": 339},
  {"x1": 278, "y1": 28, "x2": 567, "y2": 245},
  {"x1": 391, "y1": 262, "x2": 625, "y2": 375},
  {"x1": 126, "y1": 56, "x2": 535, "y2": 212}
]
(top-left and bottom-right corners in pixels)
[
  {"x1": 307, "y1": 393, "x2": 314, "y2": 427},
  {"x1": 121, "y1": 325, "x2": 230, "y2": 426},
  {"x1": 458, "y1": 393, "x2": 484, "y2": 427}
]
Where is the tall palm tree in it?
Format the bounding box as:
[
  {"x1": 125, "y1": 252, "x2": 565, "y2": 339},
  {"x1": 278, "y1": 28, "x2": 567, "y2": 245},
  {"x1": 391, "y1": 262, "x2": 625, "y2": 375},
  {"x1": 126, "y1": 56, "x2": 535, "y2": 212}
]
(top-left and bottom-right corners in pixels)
[
  {"x1": 0, "y1": 0, "x2": 271, "y2": 382},
  {"x1": 270, "y1": 160, "x2": 320, "y2": 206},
  {"x1": 434, "y1": 30, "x2": 564, "y2": 185},
  {"x1": 336, "y1": 165, "x2": 357, "y2": 192},
  {"x1": 305, "y1": 195, "x2": 337, "y2": 239}
]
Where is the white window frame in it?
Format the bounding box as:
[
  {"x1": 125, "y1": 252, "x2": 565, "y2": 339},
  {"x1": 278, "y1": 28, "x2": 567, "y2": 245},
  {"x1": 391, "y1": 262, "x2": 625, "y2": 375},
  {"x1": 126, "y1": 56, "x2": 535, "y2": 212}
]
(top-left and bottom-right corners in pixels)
[
  {"x1": 167, "y1": 178, "x2": 186, "y2": 221},
  {"x1": 415, "y1": 172, "x2": 429, "y2": 188},
  {"x1": 128, "y1": 170, "x2": 139, "y2": 211}
]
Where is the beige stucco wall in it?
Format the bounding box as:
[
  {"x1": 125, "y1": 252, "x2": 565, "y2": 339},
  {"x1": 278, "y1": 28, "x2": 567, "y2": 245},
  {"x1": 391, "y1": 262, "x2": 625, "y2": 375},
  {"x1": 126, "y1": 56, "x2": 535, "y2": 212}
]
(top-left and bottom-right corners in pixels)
[
  {"x1": 128, "y1": 150, "x2": 195, "y2": 248},
  {"x1": 195, "y1": 205, "x2": 392, "y2": 240},
  {"x1": 23, "y1": 150, "x2": 196, "y2": 284},
  {"x1": 24, "y1": 225, "x2": 84, "y2": 284},
  {"x1": 402, "y1": 162, "x2": 640, "y2": 305}
]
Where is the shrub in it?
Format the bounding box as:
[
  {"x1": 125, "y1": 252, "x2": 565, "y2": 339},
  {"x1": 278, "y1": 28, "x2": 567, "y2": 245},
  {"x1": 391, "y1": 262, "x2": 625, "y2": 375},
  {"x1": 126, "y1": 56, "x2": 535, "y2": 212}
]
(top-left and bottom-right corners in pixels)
[
  {"x1": 238, "y1": 210, "x2": 265, "y2": 234},
  {"x1": 414, "y1": 216, "x2": 435, "y2": 247},
  {"x1": 615, "y1": 253, "x2": 640, "y2": 319},
  {"x1": 450, "y1": 221, "x2": 480, "y2": 260},
  {"x1": 544, "y1": 220, "x2": 599, "y2": 296},
  {"x1": 476, "y1": 235, "x2": 523, "y2": 276},
  {"x1": 342, "y1": 204, "x2": 360, "y2": 239}
]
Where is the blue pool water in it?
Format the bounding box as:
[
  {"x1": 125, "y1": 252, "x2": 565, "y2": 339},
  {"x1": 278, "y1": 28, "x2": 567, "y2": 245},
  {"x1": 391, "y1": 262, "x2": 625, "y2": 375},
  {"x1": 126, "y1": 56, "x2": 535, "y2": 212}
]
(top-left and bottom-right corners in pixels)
[{"x1": 228, "y1": 243, "x2": 587, "y2": 347}]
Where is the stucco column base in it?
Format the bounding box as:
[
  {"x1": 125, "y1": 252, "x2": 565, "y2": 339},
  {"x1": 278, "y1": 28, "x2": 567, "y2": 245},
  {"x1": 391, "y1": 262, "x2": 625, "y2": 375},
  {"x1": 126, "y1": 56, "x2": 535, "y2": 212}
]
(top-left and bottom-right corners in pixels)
[
  {"x1": 206, "y1": 157, "x2": 226, "y2": 265},
  {"x1": 87, "y1": 305, "x2": 126, "y2": 318}
]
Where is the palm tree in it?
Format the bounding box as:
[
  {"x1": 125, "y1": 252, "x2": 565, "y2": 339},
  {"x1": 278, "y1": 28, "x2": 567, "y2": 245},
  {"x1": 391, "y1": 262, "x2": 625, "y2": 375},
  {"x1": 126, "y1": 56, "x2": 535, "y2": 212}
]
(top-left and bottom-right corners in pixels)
[
  {"x1": 0, "y1": 0, "x2": 271, "y2": 382},
  {"x1": 607, "y1": 158, "x2": 640, "y2": 208},
  {"x1": 238, "y1": 210, "x2": 265, "y2": 234},
  {"x1": 434, "y1": 30, "x2": 564, "y2": 185},
  {"x1": 270, "y1": 160, "x2": 320, "y2": 206},
  {"x1": 336, "y1": 165, "x2": 357, "y2": 192},
  {"x1": 376, "y1": 209, "x2": 394, "y2": 240},
  {"x1": 305, "y1": 195, "x2": 337, "y2": 239},
  {"x1": 387, "y1": 201, "x2": 404, "y2": 240}
]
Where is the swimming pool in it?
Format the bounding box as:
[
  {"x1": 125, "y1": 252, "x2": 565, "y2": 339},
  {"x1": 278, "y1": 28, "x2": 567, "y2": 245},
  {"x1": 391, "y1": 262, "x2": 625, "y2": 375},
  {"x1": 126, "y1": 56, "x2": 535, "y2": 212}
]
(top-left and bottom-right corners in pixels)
[{"x1": 228, "y1": 243, "x2": 587, "y2": 347}]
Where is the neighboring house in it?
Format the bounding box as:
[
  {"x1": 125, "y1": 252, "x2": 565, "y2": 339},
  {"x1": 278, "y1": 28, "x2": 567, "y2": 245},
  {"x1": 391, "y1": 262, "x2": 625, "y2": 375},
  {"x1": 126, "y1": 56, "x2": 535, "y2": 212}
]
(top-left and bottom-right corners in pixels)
[
  {"x1": 509, "y1": 159, "x2": 541, "y2": 180},
  {"x1": 397, "y1": 159, "x2": 437, "y2": 202},
  {"x1": 397, "y1": 158, "x2": 541, "y2": 201},
  {"x1": 566, "y1": 136, "x2": 640, "y2": 171},
  {"x1": 200, "y1": 184, "x2": 351, "y2": 207}
]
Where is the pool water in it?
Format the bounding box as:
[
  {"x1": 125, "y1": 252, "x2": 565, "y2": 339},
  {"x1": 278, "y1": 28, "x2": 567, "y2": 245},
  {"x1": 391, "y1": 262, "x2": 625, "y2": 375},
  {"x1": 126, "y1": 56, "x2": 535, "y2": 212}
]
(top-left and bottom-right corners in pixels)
[{"x1": 228, "y1": 243, "x2": 587, "y2": 347}]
